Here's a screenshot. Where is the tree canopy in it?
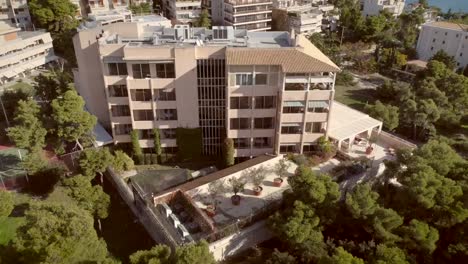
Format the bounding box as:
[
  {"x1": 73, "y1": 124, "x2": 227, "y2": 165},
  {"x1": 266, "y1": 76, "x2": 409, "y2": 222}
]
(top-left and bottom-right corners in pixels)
[
  {"x1": 0, "y1": 190, "x2": 14, "y2": 217},
  {"x1": 130, "y1": 245, "x2": 171, "y2": 264},
  {"x1": 79, "y1": 148, "x2": 114, "y2": 178}
]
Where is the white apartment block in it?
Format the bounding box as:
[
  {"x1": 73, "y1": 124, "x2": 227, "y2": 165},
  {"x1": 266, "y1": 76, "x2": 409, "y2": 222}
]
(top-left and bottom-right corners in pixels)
[
  {"x1": 163, "y1": 0, "x2": 202, "y2": 24},
  {"x1": 223, "y1": 0, "x2": 273, "y2": 31},
  {"x1": 0, "y1": 21, "x2": 56, "y2": 84},
  {"x1": 0, "y1": 0, "x2": 31, "y2": 29},
  {"x1": 416, "y1": 21, "x2": 468, "y2": 70},
  {"x1": 73, "y1": 21, "x2": 339, "y2": 159},
  {"x1": 361, "y1": 0, "x2": 405, "y2": 17}
]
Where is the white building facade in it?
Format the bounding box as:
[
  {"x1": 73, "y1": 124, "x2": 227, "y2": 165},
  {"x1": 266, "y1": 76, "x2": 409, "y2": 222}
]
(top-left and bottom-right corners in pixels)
[
  {"x1": 0, "y1": 0, "x2": 31, "y2": 29},
  {"x1": 0, "y1": 22, "x2": 57, "y2": 84},
  {"x1": 163, "y1": 0, "x2": 202, "y2": 24},
  {"x1": 416, "y1": 21, "x2": 468, "y2": 70},
  {"x1": 362, "y1": 0, "x2": 405, "y2": 17}
]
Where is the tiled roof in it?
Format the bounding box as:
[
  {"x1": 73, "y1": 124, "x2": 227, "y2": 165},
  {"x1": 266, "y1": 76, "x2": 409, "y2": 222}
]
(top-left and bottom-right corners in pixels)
[
  {"x1": 425, "y1": 21, "x2": 468, "y2": 31},
  {"x1": 226, "y1": 34, "x2": 340, "y2": 73}
]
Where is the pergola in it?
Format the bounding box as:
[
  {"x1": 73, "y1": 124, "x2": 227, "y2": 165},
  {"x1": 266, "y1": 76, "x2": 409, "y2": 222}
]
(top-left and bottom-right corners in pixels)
[{"x1": 327, "y1": 101, "x2": 383, "y2": 151}]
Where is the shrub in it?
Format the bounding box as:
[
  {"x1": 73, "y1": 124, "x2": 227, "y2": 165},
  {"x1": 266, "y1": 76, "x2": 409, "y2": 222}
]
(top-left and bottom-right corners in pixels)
[
  {"x1": 113, "y1": 150, "x2": 135, "y2": 172},
  {"x1": 292, "y1": 154, "x2": 310, "y2": 166},
  {"x1": 130, "y1": 130, "x2": 143, "y2": 165},
  {"x1": 308, "y1": 155, "x2": 323, "y2": 167},
  {"x1": 223, "y1": 138, "x2": 235, "y2": 167}
]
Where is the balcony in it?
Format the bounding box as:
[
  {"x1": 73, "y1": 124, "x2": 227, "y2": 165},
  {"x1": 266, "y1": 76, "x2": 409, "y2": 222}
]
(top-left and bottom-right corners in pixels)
[{"x1": 224, "y1": 0, "x2": 272, "y2": 6}]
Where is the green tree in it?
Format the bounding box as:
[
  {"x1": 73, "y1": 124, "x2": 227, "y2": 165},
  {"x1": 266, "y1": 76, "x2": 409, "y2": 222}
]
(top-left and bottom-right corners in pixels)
[
  {"x1": 400, "y1": 219, "x2": 439, "y2": 254},
  {"x1": 130, "y1": 3, "x2": 152, "y2": 15},
  {"x1": 13, "y1": 202, "x2": 111, "y2": 263},
  {"x1": 193, "y1": 9, "x2": 211, "y2": 28},
  {"x1": 153, "y1": 128, "x2": 162, "y2": 159},
  {"x1": 346, "y1": 183, "x2": 380, "y2": 220},
  {"x1": 22, "y1": 147, "x2": 47, "y2": 175},
  {"x1": 174, "y1": 240, "x2": 215, "y2": 264},
  {"x1": 223, "y1": 138, "x2": 235, "y2": 167},
  {"x1": 79, "y1": 148, "x2": 114, "y2": 178},
  {"x1": 33, "y1": 71, "x2": 73, "y2": 102},
  {"x1": 430, "y1": 50, "x2": 457, "y2": 69},
  {"x1": 130, "y1": 245, "x2": 171, "y2": 264},
  {"x1": 365, "y1": 101, "x2": 399, "y2": 131},
  {"x1": 0, "y1": 190, "x2": 14, "y2": 217},
  {"x1": 7, "y1": 100, "x2": 47, "y2": 151},
  {"x1": 265, "y1": 249, "x2": 296, "y2": 264},
  {"x1": 28, "y1": 0, "x2": 78, "y2": 33},
  {"x1": 0, "y1": 83, "x2": 34, "y2": 123},
  {"x1": 130, "y1": 130, "x2": 143, "y2": 165},
  {"x1": 320, "y1": 247, "x2": 364, "y2": 264},
  {"x1": 374, "y1": 244, "x2": 409, "y2": 264},
  {"x1": 51, "y1": 90, "x2": 97, "y2": 145},
  {"x1": 113, "y1": 150, "x2": 135, "y2": 172},
  {"x1": 61, "y1": 175, "x2": 110, "y2": 220}
]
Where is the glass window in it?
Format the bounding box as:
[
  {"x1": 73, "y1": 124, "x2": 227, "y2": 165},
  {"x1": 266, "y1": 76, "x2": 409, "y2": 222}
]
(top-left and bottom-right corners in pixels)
[
  {"x1": 280, "y1": 144, "x2": 297, "y2": 153},
  {"x1": 254, "y1": 117, "x2": 274, "y2": 129},
  {"x1": 114, "y1": 124, "x2": 132, "y2": 135},
  {"x1": 155, "y1": 63, "x2": 175, "y2": 78},
  {"x1": 253, "y1": 137, "x2": 272, "y2": 148},
  {"x1": 230, "y1": 96, "x2": 251, "y2": 109},
  {"x1": 230, "y1": 118, "x2": 251, "y2": 130},
  {"x1": 130, "y1": 89, "x2": 152, "y2": 101},
  {"x1": 133, "y1": 110, "x2": 154, "y2": 121},
  {"x1": 111, "y1": 105, "x2": 130, "y2": 117},
  {"x1": 255, "y1": 96, "x2": 276, "y2": 109},
  {"x1": 161, "y1": 128, "x2": 176, "y2": 139},
  {"x1": 305, "y1": 122, "x2": 323, "y2": 133},
  {"x1": 108, "y1": 85, "x2": 128, "y2": 97},
  {"x1": 107, "y1": 63, "x2": 127, "y2": 76},
  {"x1": 154, "y1": 89, "x2": 176, "y2": 101},
  {"x1": 132, "y1": 64, "x2": 150, "y2": 79},
  {"x1": 281, "y1": 124, "x2": 302, "y2": 134},
  {"x1": 233, "y1": 138, "x2": 250, "y2": 149},
  {"x1": 156, "y1": 109, "x2": 177, "y2": 121},
  {"x1": 255, "y1": 73, "x2": 268, "y2": 85},
  {"x1": 303, "y1": 144, "x2": 319, "y2": 153},
  {"x1": 138, "y1": 129, "x2": 152, "y2": 139},
  {"x1": 285, "y1": 83, "x2": 306, "y2": 91},
  {"x1": 235, "y1": 74, "x2": 253, "y2": 85}
]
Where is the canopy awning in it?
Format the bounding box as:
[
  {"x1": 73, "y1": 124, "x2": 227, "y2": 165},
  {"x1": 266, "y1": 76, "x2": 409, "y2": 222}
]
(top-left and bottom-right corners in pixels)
[
  {"x1": 308, "y1": 100, "x2": 329, "y2": 108},
  {"x1": 92, "y1": 121, "x2": 114, "y2": 147},
  {"x1": 327, "y1": 101, "x2": 382, "y2": 141},
  {"x1": 284, "y1": 101, "x2": 305, "y2": 107}
]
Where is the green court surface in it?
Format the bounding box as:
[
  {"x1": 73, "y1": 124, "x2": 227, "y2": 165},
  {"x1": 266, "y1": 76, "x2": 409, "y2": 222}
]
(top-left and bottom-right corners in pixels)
[{"x1": 0, "y1": 148, "x2": 28, "y2": 188}]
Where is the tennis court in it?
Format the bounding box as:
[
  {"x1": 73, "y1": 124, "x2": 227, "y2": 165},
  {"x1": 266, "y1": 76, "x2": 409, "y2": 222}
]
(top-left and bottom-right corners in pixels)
[{"x1": 0, "y1": 147, "x2": 28, "y2": 190}]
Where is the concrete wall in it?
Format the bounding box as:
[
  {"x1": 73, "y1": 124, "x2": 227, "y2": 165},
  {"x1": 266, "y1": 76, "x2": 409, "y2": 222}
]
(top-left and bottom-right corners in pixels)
[
  {"x1": 209, "y1": 220, "x2": 274, "y2": 261},
  {"x1": 375, "y1": 130, "x2": 417, "y2": 150}
]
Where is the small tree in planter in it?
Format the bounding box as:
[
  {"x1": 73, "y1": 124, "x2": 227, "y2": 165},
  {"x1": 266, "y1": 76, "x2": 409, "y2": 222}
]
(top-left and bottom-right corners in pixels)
[
  {"x1": 317, "y1": 136, "x2": 336, "y2": 161},
  {"x1": 366, "y1": 134, "x2": 378, "y2": 155},
  {"x1": 244, "y1": 166, "x2": 267, "y2": 196},
  {"x1": 226, "y1": 176, "x2": 247, "y2": 205},
  {"x1": 206, "y1": 180, "x2": 226, "y2": 216},
  {"x1": 273, "y1": 158, "x2": 291, "y2": 187}
]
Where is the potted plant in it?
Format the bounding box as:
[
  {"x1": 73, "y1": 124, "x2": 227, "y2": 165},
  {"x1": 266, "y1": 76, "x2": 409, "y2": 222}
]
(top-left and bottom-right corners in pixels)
[
  {"x1": 273, "y1": 158, "x2": 291, "y2": 187},
  {"x1": 366, "y1": 135, "x2": 378, "y2": 155},
  {"x1": 244, "y1": 166, "x2": 267, "y2": 196},
  {"x1": 227, "y1": 176, "x2": 247, "y2": 205},
  {"x1": 206, "y1": 180, "x2": 225, "y2": 216}
]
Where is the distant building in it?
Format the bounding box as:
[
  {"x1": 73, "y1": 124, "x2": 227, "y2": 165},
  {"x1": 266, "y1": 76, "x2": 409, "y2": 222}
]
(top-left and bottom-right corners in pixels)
[
  {"x1": 404, "y1": 2, "x2": 438, "y2": 24},
  {"x1": 223, "y1": 0, "x2": 273, "y2": 31},
  {"x1": 361, "y1": 0, "x2": 405, "y2": 17},
  {"x1": 162, "y1": 0, "x2": 202, "y2": 24},
  {"x1": 0, "y1": 21, "x2": 57, "y2": 84},
  {"x1": 416, "y1": 21, "x2": 468, "y2": 70},
  {"x1": 0, "y1": 0, "x2": 31, "y2": 29}
]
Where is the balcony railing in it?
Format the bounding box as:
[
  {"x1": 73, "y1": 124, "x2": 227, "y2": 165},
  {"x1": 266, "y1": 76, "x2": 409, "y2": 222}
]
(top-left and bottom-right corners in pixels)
[{"x1": 224, "y1": 0, "x2": 271, "y2": 6}]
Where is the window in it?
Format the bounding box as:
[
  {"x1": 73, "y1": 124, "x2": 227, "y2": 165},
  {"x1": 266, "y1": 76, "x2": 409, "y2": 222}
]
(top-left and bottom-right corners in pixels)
[
  {"x1": 281, "y1": 124, "x2": 302, "y2": 134},
  {"x1": 303, "y1": 144, "x2": 319, "y2": 153},
  {"x1": 133, "y1": 110, "x2": 154, "y2": 121},
  {"x1": 253, "y1": 137, "x2": 272, "y2": 148},
  {"x1": 445, "y1": 32, "x2": 447, "y2": 36},
  {"x1": 460, "y1": 53, "x2": 463, "y2": 57},
  {"x1": 254, "y1": 117, "x2": 274, "y2": 129},
  {"x1": 155, "y1": 63, "x2": 175, "y2": 78},
  {"x1": 132, "y1": 64, "x2": 150, "y2": 79},
  {"x1": 305, "y1": 122, "x2": 323, "y2": 133},
  {"x1": 111, "y1": 105, "x2": 130, "y2": 117},
  {"x1": 154, "y1": 89, "x2": 176, "y2": 101},
  {"x1": 108, "y1": 85, "x2": 128, "y2": 97},
  {"x1": 283, "y1": 101, "x2": 305, "y2": 113},
  {"x1": 233, "y1": 138, "x2": 250, "y2": 149},
  {"x1": 456, "y1": 34, "x2": 459, "y2": 38},
  {"x1": 138, "y1": 129, "x2": 152, "y2": 139},
  {"x1": 108, "y1": 63, "x2": 128, "y2": 76},
  {"x1": 307, "y1": 101, "x2": 329, "y2": 113},
  {"x1": 230, "y1": 96, "x2": 251, "y2": 109},
  {"x1": 230, "y1": 118, "x2": 251, "y2": 130},
  {"x1": 255, "y1": 73, "x2": 268, "y2": 85},
  {"x1": 285, "y1": 83, "x2": 306, "y2": 91},
  {"x1": 114, "y1": 124, "x2": 132, "y2": 135},
  {"x1": 431, "y1": 47, "x2": 434, "y2": 51},
  {"x1": 156, "y1": 109, "x2": 177, "y2": 121},
  {"x1": 161, "y1": 128, "x2": 176, "y2": 139},
  {"x1": 432, "y1": 38, "x2": 435, "y2": 42},
  {"x1": 235, "y1": 74, "x2": 253, "y2": 85},
  {"x1": 130, "y1": 89, "x2": 152, "y2": 101},
  {"x1": 255, "y1": 96, "x2": 276, "y2": 109},
  {"x1": 280, "y1": 144, "x2": 297, "y2": 153},
  {"x1": 442, "y1": 41, "x2": 446, "y2": 44}
]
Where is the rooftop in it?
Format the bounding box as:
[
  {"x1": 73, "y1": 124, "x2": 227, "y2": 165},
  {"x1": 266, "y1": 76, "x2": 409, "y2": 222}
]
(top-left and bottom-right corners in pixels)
[
  {"x1": 424, "y1": 21, "x2": 468, "y2": 31},
  {"x1": 131, "y1": 168, "x2": 192, "y2": 201}
]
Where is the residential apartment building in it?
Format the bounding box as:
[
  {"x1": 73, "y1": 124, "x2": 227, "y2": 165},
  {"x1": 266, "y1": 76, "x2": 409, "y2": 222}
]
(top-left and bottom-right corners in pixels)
[
  {"x1": 361, "y1": 0, "x2": 405, "y2": 17},
  {"x1": 73, "y1": 21, "x2": 339, "y2": 159},
  {"x1": 0, "y1": 21, "x2": 56, "y2": 84},
  {"x1": 0, "y1": 0, "x2": 31, "y2": 29},
  {"x1": 163, "y1": 0, "x2": 202, "y2": 24},
  {"x1": 416, "y1": 21, "x2": 468, "y2": 70}
]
